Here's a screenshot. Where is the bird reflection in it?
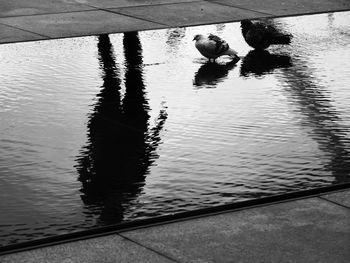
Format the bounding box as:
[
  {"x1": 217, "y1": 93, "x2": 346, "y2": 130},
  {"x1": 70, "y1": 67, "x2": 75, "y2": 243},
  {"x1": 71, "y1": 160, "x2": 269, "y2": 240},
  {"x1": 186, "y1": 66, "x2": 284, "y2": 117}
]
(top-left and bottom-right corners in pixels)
[
  {"x1": 75, "y1": 33, "x2": 167, "y2": 223},
  {"x1": 193, "y1": 59, "x2": 239, "y2": 88},
  {"x1": 240, "y1": 50, "x2": 292, "y2": 77}
]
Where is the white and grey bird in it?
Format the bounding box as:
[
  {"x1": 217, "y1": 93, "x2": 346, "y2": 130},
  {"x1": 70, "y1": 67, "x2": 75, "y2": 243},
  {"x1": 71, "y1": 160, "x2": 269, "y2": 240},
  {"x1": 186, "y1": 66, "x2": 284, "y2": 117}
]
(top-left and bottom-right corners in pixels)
[{"x1": 193, "y1": 34, "x2": 239, "y2": 62}]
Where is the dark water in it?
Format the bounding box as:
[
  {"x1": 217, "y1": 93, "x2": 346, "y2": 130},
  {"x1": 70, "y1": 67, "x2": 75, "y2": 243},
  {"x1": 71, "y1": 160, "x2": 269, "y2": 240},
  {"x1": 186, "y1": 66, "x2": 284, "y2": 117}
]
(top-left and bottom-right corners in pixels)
[{"x1": 0, "y1": 11, "x2": 350, "y2": 246}]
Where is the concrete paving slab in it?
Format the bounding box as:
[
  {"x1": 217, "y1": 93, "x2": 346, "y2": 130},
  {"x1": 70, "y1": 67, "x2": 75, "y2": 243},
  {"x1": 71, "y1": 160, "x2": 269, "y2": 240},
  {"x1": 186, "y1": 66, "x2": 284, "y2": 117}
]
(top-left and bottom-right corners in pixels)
[
  {"x1": 0, "y1": 23, "x2": 48, "y2": 44},
  {"x1": 0, "y1": 234, "x2": 175, "y2": 263},
  {"x1": 122, "y1": 198, "x2": 350, "y2": 263},
  {"x1": 84, "y1": 0, "x2": 197, "y2": 8},
  {"x1": 0, "y1": 0, "x2": 95, "y2": 18},
  {"x1": 111, "y1": 1, "x2": 268, "y2": 27},
  {"x1": 209, "y1": 0, "x2": 350, "y2": 17},
  {"x1": 0, "y1": 10, "x2": 164, "y2": 39},
  {"x1": 321, "y1": 189, "x2": 350, "y2": 208}
]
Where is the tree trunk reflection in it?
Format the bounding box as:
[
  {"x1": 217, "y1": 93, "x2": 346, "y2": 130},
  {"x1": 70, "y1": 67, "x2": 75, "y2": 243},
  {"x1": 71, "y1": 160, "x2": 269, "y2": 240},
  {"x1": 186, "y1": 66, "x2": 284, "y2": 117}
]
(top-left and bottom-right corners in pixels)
[{"x1": 76, "y1": 33, "x2": 167, "y2": 224}]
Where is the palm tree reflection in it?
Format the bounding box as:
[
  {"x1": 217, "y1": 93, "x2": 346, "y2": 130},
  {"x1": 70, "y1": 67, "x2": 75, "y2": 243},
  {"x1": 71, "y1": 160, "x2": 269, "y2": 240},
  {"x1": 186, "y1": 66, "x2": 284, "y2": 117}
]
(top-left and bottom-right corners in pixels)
[
  {"x1": 240, "y1": 50, "x2": 292, "y2": 77},
  {"x1": 280, "y1": 60, "x2": 350, "y2": 183},
  {"x1": 258, "y1": 18, "x2": 350, "y2": 183},
  {"x1": 76, "y1": 33, "x2": 167, "y2": 223}
]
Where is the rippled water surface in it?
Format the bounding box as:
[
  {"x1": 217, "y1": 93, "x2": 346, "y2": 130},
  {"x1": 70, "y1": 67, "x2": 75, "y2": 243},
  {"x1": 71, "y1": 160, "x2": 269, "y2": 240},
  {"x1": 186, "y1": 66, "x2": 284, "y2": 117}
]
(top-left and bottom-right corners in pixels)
[{"x1": 1, "y1": 12, "x2": 350, "y2": 246}]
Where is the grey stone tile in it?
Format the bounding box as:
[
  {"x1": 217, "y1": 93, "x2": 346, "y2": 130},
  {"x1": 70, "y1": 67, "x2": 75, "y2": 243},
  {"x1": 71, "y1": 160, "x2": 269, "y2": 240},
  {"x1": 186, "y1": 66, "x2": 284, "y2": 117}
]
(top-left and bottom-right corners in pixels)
[
  {"x1": 209, "y1": 0, "x2": 350, "y2": 16},
  {"x1": 111, "y1": 1, "x2": 268, "y2": 27},
  {"x1": 0, "y1": 23, "x2": 47, "y2": 44},
  {"x1": 0, "y1": 234, "x2": 174, "y2": 263},
  {"x1": 322, "y1": 190, "x2": 350, "y2": 208},
  {"x1": 0, "y1": 11, "x2": 164, "y2": 39},
  {"x1": 123, "y1": 198, "x2": 350, "y2": 263},
  {"x1": 84, "y1": 0, "x2": 196, "y2": 8},
  {"x1": 0, "y1": 0, "x2": 95, "y2": 17}
]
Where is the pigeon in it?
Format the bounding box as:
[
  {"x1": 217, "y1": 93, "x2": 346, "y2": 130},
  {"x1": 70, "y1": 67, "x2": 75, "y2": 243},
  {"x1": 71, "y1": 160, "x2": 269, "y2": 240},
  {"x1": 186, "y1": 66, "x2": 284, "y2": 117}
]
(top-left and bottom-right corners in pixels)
[
  {"x1": 241, "y1": 19, "x2": 292, "y2": 50},
  {"x1": 193, "y1": 34, "x2": 239, "y2": 62}
]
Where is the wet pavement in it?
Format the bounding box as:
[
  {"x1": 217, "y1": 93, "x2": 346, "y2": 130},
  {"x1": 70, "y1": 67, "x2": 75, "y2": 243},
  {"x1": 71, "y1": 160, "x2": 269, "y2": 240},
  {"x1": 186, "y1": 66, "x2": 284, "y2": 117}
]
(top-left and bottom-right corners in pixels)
[
  {"x1": 1, "y1": 0, "x2": 350, "y2": 262},
  {"x1": 0, "y1": 0, "x2": 350, "y2": 44}
]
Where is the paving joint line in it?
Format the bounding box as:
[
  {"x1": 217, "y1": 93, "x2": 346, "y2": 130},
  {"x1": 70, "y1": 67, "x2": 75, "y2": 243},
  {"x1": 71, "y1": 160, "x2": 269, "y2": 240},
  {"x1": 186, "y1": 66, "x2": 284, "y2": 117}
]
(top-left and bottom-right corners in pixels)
[
  {"x1": 240, "y1": 8, "x2": 350, "y2": 21},
  {"x1": 0, "y1": 8, "x2": 99, "y2": 19},
  {"x1": 90, "y1": 0, "x2": 271, "y2": 29},
  {"x1": 99, "y1": 8, "x2": 171, "y2": 27},
  {"x1": 84, "y1": 0, "x2": 203, "y2": 10},
  {"x1": 118, "y1": 233, "x2": 181, "y2": 263},
  {"x1": 66, "y1": 2, "x2": 170, "y2": 27},
  {"x1": 318, "y1": 195, "x2": 350, "y2": 210},
  {"x1": 0, "y1": 22, "x2": 49, "y2": 39},
  {"x1": 203, "y1": 0, "x2": 274, "y2": 16}
]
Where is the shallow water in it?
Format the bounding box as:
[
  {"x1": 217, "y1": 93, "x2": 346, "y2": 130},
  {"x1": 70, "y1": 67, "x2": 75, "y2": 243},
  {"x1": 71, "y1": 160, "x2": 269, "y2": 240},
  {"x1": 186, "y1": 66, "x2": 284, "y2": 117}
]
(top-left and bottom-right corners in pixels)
[{"x1": 0, "y1": 11, "x2": 350, "y2": 246}]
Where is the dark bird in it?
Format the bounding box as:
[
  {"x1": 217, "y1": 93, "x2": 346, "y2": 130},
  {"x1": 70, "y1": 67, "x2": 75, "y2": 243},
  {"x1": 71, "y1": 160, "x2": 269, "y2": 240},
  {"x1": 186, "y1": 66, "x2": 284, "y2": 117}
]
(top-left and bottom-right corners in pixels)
[
  {"x1": 240, "y1": 19, "x2": 292, "y2": 50},
  {"x1": 193, "y1": 34, "x2": 239, "y2": 62}
]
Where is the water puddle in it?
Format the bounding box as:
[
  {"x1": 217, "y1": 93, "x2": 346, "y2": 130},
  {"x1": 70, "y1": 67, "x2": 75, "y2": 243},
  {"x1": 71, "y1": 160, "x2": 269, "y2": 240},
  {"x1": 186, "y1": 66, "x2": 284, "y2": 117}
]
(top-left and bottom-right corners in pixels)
[{"x1": 0, "y1": 11, "x2": 350, "y2": 246}]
